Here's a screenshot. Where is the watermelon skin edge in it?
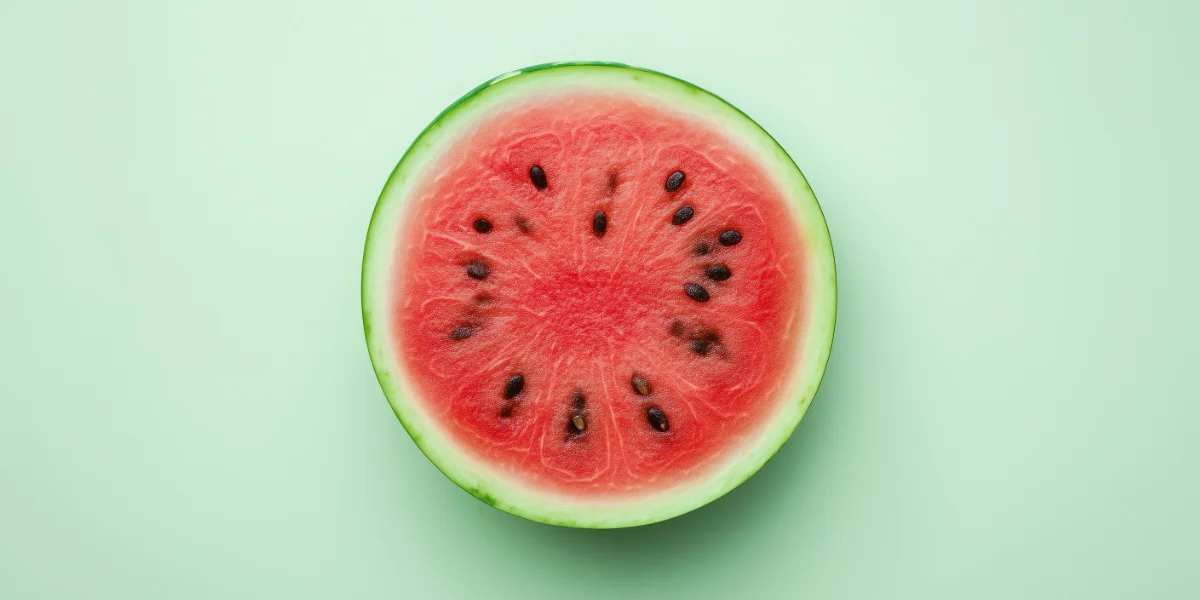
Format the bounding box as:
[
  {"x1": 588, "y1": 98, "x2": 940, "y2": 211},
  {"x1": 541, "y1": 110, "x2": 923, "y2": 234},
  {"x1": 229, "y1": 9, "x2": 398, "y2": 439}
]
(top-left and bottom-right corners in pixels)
[{"x1": 361, "y1": 61, "x2": 838, "y2": 528}]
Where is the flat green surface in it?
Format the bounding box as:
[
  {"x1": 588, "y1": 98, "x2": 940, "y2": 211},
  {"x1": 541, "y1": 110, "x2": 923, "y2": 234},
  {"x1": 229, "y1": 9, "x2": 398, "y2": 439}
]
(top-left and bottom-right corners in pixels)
[{"x1": 2, "y1": 0, "x2": 1198, "y2": 597}]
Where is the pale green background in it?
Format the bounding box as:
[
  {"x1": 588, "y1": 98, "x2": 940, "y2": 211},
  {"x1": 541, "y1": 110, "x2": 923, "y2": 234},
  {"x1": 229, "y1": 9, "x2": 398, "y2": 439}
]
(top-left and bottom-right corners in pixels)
[{"x1": 2, "y1": 0, "x2": 1198, "y2": 598}]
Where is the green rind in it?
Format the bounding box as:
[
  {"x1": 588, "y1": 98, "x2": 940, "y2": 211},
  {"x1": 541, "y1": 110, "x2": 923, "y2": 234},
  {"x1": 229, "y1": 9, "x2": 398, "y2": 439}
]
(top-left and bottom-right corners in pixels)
[{"x1": 361, "y1": 61, "x2": 837, "y2": 528}]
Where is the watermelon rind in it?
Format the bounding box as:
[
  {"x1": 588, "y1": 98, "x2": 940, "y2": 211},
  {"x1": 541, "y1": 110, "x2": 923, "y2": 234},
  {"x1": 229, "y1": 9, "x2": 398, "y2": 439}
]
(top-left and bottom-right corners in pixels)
[{"x1": 362, "y1": 62, "x2": 837, "y2": 528}]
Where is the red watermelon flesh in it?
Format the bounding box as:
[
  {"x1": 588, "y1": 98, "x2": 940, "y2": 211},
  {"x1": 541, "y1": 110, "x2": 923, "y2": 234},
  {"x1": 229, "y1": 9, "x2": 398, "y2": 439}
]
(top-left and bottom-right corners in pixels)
[{"x1": 393, "y1": 92, "x2": 807, "y2": 497}]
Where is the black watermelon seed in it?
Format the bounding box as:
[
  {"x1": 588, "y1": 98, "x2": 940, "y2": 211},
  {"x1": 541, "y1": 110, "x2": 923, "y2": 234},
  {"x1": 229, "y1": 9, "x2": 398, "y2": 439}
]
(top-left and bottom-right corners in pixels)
[
  {"x1": 607, "y1": 173, "x2": 619, "y2": 194},
  {"x1": 684, "y1": 283, "x2": 710, "y2": 302},
  {"x1": 718, "y1": 230, "x2": 743, "y2": 246},
  {"x1": 694, "y1": 242, "x2": 711, "y2": 256},
  {"x1": 631, "y1": 375, "x2": 652, "y2": 396},
  {"x1": 466, "y1": 261, "x2": 490, "y2": 280},
  {"x1": 671, "y1": 205, "x2": 695, "y2": 226},
  {"x1": 473, "y1": 218, "x2": 493, "y2": 233},
  {"x1": 449, "y1": 325, "x2": 475, "y2": 340},
  {"x1": 529, "y1": 165, "x2": 548, "y2": 190},
  {"x1": 593, "y1": 210, "x2": 608, "y2": 237},
  {"x1": 503, "y1": 374, "x2": 524, "y2": 399},
  {"x1": 647, "y1": 407, "x2": 669, "y2": 432},
  {"x1": 705, "y1": 264, "x2": 732, "y2": 281},
  {"x1": 665, "y1": 170, "x2": 685, "y2": 192},
  {"x1": 500, "y1": 402, "x2": 515, "y2": 418}
]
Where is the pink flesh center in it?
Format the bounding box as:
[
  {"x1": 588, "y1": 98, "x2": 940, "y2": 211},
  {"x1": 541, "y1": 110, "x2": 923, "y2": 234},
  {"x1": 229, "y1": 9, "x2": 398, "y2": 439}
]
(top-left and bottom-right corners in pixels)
[{"x1": 394, "y1": 92, "x2": 807, "y2": 498}]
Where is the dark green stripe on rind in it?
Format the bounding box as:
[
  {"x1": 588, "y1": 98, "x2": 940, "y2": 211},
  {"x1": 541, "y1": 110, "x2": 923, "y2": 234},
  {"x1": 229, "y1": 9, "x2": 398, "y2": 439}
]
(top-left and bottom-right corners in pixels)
[{"x1": 361, "y1": 61, "x2": 837, "y2": 528}]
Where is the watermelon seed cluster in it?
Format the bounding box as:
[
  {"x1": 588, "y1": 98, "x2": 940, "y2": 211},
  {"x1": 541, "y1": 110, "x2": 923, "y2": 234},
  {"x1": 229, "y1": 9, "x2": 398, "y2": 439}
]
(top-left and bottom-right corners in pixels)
[
  {"x1": 661, "y1": 170, "x2": 742, "y2": 303},
  {"x1": 629, "y1": 375, "x2": 669, "y2": 433},
  {"x1": 461, "y1": 166, "x2": 742, "y2": 434}
]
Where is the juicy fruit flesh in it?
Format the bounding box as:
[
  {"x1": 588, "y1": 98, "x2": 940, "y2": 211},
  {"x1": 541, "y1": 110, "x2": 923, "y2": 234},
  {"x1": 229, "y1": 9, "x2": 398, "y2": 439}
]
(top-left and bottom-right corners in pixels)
[{"x1": 394, "y1": 92, "x2": 808, "y2": 498}]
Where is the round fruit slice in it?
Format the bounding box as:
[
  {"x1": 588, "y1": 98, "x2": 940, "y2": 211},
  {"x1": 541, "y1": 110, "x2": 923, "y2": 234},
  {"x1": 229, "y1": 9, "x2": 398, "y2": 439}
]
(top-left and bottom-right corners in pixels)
[{"x1": 362, "y1": 62, "x2": 836, "y2": 528}]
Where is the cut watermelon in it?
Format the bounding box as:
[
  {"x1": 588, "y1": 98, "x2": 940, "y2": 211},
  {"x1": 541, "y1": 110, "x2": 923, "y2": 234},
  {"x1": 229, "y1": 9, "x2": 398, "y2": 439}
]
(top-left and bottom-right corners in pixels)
[{"x1": 362, "y1": 62, "x2": 836, "y2": 528}]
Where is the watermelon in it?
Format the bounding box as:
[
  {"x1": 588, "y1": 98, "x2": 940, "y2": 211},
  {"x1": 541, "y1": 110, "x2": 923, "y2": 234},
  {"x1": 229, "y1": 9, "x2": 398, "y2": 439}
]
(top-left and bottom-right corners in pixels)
[{"x1": 362, "y1": 62, "x2": 836, "y2": 528}]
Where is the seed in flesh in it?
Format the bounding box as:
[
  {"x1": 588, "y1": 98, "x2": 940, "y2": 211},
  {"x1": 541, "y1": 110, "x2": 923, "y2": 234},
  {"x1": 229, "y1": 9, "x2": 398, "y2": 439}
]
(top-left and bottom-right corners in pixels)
[
  {"x1": 568, "y1": 391, "x2": 586, "y2": 434},
  {"x1": 593, "y1": 210, "x2": 608, "y2": 237},
  {"x1": 631, "y1": 375, "x2": 652, "y2": 396},
  {"x1": 685, "y1": 283, "x2": 710, "y2": 302},
  {"x1": 669, "y1": 320, "x2": 685, "y2": 337},
  {"x1": 500, "y1": 402, "x2": 515, "y2": 418},
  {"x1": 718, "y1": 229, "x2": 743, "y2": 246},
  {"x1": 473, "y1": 218, "x2": 492, "y2": 233},
  {"x1": 647, "y1": 407, "x2": 669, "y2": 432},
  {"x1": 503, "y1": 374, "x2": 524, "y2": 400},
  {"x1": 694, "y1": 242, "x2": 711, "y2": 256},
  {"x1": 466, "y1": 261, "x2": 490, "y2": 280},
  {"x1": 529, "y1": 165, "x2": 548, "y2": 190},
  {"x1": 515, "y1": 217, "x2": 531, "y2": 233},
  {"x1": 672, "y1": 205, "x2": 695, "y2": 226},
  {"x1": 689, "y1": 331, "x2": 719, "y2": 357},
  {"x1": 449, "y1": 325, "x2": 474, "y2": 340},
  {"x1": 665, "y1": 170, "x2": 685, "y2": 192},
  {"x1": 705, "y1": 264, "x2": 732, "y2": 281}
]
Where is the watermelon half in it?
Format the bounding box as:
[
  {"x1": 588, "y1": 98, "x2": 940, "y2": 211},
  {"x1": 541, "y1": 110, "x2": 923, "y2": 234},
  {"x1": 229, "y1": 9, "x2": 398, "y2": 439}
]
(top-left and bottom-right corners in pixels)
[{"x1": 362, "y1": 62, "x2": 836, "y2": 528}]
